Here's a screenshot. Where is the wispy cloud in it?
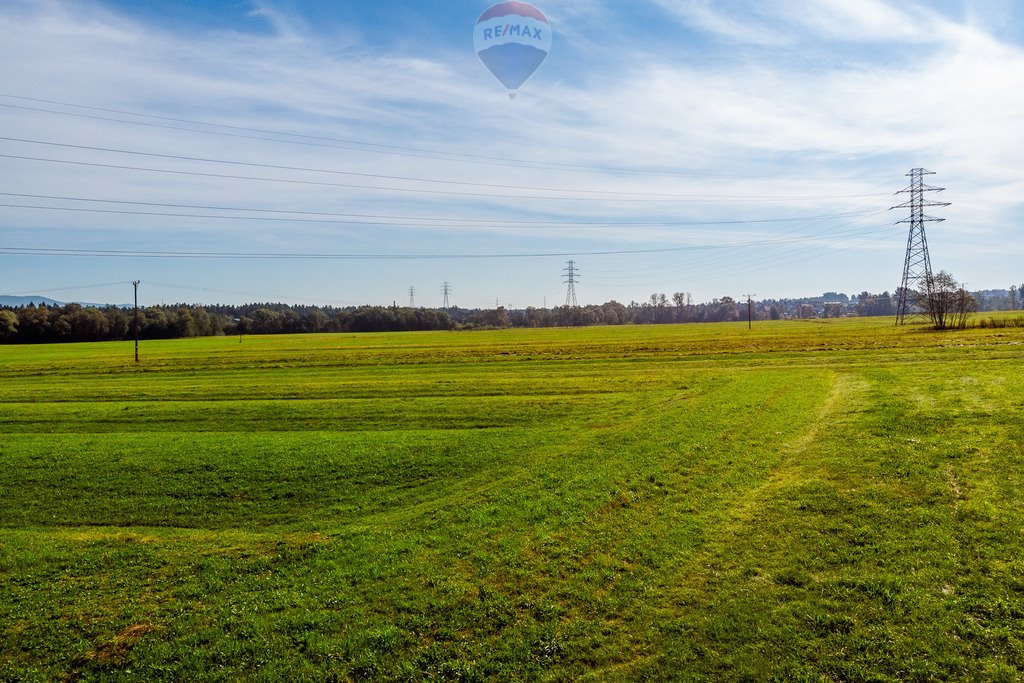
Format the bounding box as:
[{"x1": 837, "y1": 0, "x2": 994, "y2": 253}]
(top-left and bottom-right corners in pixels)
[
  {"x1": 770, "y1": 0, "x2": 945, "y2": 43},
  {"x1": 648, "y1": 0, "x2": 956, "y2": 45},
  {"x1": 647, "y1": 0, "x2": 792, "y2": 45},
  {"x1": 0, "y1": 0, "x2": 1020, "y2": 305}
]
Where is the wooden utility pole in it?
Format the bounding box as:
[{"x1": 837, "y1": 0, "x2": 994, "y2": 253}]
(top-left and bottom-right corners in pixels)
[
  {"x1": 132, "y1": 280, "x2": 140, "y2": 363},
  {"x1": 743, "y1": 293, "x2": 756, "y2": 330}
]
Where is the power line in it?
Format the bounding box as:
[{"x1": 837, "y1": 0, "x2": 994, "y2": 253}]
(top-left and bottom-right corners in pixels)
[
  {"x1": 141, "y1": 280, "x2": 345, "y2": 305},
  {"x1": 4, "y1": 280, "x2": 132, "y2": 297},
  {"x1": 0, "y1": 192, "x2": 881, "y2": 227},
  {"x1": 581, "y1": 216, "x2": 893, "y2": 284},
  {"x1": 0, "y1": 218, "x2": 894, "y2": 263},
  {"x1": 0, "y1": 244, "x2": 738, "y2": 260},
  {"x1": 653, "y1": 223, "x2": 896, "y2": 284},
  {"x1": 584, "y1": 202, "x2": 891, "y2": 278},
  {"x1": 0, "y1": 153, "x2": 890, "y2": 204},
  {"x1": 0, "y1": 201, "x2": 887, "y2": 230},
  {"x1": 584, "y1": 222, "x2": 895, "y2": 291},
  {"x1": 0, "y1": 137, "x2": 889, "y2": 201},
  {"x1": 8, "y1": 229, "x2": 899, "y2": 311},
  {"x1": 0, "y1": 93, "x2": 897, "y2": 181},
  {"x1": 491, "y1": 213, "x2": 899, "y2": 307},
  {"x1": 588, "y1": 229, "x2": 898, "y2": 299}
]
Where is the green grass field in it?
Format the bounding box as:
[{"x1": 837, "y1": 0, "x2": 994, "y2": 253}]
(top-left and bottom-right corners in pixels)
[{"x1": 2, "y1": 318, "x2": 1023, "y2": 681}]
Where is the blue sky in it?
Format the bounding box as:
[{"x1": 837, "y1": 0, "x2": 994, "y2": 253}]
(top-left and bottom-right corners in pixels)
[{"x1": 1, "y1": 0, "x2": 1021, "y2": 307}]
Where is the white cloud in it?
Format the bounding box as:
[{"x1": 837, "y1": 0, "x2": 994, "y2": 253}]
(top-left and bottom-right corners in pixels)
[
  {"x1": 647, "y1": 0, "x2": 970, "y2": 46},
  {"x1": 0, "y1": 0, "x2": 1020, "y2": 304},
  {"x1": 770, "y1": 0, "x2": 942, "y2": 43},
  {"x1": 647, "y1": 0, "x2": 792, "y2": 45}
]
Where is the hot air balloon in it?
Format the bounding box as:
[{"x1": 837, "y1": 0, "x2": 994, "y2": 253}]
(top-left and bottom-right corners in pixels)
[{"x1": 473, "y1": 2, "x2": 551, "y2": 99}]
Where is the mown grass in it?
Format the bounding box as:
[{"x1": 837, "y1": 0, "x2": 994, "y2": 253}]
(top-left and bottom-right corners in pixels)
[{"x1": 1, "y1": 317, "x2": 1022, "y2": 680}]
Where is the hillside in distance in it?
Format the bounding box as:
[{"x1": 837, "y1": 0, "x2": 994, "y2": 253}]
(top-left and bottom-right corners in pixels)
[
  {"x1": 0, "y1": 295, "x2": 65, "y2": 307},
  {"x1": 0, "y1": 295, "x2": 128, "y2": 308}
]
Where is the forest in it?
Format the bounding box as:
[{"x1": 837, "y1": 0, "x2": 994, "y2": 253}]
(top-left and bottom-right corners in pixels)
[{"x1": 0, "y1": 285, "x2": 1019, "y2": 344}]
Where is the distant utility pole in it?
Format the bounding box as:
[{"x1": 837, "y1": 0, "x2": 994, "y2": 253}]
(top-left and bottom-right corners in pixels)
[
  {"x1": 132, "y1": 280, "x2": 140, "y2": 363},
  {"x1": 892, "y1": 168, "x2": 949, "y2": 325},
  {"x1": 441, "y1": 281, "x2": 452, "y2": 308},
  {"x1": 408, "y1": 286, "x2": 416, "y2": 308},
  {"x1": 743, "y1": 293, "x2": 756, "y2": 330},
  {"x1": 563, "y1": 260, "x2": 579, "y2": 307}
]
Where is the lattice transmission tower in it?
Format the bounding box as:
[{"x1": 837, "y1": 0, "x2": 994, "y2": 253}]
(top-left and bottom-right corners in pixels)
[
  {"x1": 563, "y1": 260, "x2": 579, "y2": 307},
  {"x1": 441, "y1": 281, "x2": 452, "y2": 308},
  {"x1": 408, "y1": 286, "x2": 416, "y2": 308},
  {"x1": 892, "y1": 168, "x2": 949, "y2": 325}
]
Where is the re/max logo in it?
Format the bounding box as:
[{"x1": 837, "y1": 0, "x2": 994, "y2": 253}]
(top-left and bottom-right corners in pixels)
[{"x1": 482, "y1": 24, "x2": 544, "y2": 41}]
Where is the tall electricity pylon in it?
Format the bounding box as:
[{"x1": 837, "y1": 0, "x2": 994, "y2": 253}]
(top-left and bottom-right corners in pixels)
[
  {"x1": 441, "y1": 281, "x2": 452, "y2": 308},
  {"x1": 563, "y1": 260, "x2": 579, "y2": 307},
  {"x1": 892, "y1": 168, "x2": 949, "y2": 325}
]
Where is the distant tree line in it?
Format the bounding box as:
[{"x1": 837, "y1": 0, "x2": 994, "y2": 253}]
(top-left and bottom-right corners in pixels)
[
  {"x1": 502, "y1": 294, "x2": 745, "y2": 327},
  {"x1": 0, "y1": 303, "x2": 223, "y2": 344},
  {"x1": 0, "y1": 302, "x2": 453, "y2": 344},
  {"x1": 1, "y1": 283, "x2": 1020, "y2": 343},
  {"x1": 972, "y1": 285, "x2": 1022, "y2": 313}
]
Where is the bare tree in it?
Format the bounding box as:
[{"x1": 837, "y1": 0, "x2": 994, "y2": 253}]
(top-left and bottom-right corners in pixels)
[{"x1": 916, "y1": 271, "x2": 977, "y2": 330}]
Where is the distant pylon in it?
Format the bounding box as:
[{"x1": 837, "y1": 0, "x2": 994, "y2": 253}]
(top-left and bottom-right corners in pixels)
[
  {"x1": 892, "y1": 168, "x2": 949, "y2": 325},
  {"x1": 441, "y1": 281, "x2": 451, "y2": 308},
  {"x1": 563, "y1": 260, "x2": 579, "y2": 307},
  {"x1": 408, "y1": 286, "x2": 415, "y2": 308}
]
